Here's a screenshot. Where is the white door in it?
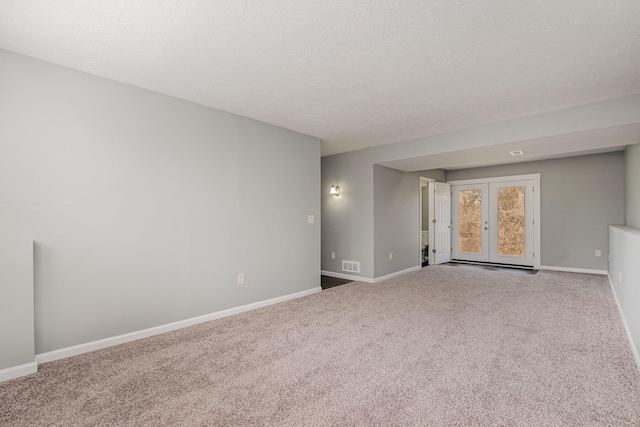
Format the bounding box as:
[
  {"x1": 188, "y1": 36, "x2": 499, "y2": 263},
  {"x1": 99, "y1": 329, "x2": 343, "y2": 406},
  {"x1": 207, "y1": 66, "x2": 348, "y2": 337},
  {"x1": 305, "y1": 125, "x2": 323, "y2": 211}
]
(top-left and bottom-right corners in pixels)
[
  {"x1": 452, "y1": 180, "x2": 534, "y2": 267},
  {"x1": 452, "y1": 184, "x2": 489, "y2": 262},
  {"x1": 489, "y1": 180, "x2": 534, "y2": 265},
  {"x1": 428, "y1": 182, "x2": 451, "y2": 265}
]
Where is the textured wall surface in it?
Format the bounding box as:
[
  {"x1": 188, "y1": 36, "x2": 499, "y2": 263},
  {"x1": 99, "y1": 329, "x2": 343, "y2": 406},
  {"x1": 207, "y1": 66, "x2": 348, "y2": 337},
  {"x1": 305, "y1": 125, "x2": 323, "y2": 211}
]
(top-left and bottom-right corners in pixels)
[{"x1": 0, "y1": 50, "x2": 320, "y2": 354}]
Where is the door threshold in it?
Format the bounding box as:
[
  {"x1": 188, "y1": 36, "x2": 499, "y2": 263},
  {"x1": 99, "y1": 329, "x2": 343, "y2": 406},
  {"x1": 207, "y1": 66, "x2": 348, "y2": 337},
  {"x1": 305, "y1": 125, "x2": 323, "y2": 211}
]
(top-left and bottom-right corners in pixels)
[{"x1": 450, "y1": 260, "x2": 537, "y2": 272}]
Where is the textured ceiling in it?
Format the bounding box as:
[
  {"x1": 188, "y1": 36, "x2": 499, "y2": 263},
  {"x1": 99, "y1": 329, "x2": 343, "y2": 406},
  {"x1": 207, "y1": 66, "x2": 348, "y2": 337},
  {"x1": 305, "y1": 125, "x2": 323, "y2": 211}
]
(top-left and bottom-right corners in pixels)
[{"x1": 1, "y1": 0, "x2": 640, "y2": 157}]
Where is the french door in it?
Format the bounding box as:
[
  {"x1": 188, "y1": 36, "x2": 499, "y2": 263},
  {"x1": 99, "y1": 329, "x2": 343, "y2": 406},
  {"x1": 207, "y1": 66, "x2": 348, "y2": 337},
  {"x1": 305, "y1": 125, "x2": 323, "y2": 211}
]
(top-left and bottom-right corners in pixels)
[{"x1": 452, "y1": 179, "x2": 534, "y2": 266}]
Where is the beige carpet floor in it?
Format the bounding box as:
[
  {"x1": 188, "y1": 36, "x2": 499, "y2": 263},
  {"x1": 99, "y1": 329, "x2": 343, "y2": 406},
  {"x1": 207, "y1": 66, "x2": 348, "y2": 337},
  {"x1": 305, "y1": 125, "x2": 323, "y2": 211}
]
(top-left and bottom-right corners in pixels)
[{"x1": 2, "y1": 265, "x2": 640, "y2": 426}]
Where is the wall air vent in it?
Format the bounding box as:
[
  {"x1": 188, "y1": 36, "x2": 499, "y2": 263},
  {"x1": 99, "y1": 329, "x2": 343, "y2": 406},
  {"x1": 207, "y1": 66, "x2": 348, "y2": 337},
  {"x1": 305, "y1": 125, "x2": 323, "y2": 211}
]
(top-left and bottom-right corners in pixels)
[{"x1": 342, "y1": 260, "x2": 360, "y2": 273}]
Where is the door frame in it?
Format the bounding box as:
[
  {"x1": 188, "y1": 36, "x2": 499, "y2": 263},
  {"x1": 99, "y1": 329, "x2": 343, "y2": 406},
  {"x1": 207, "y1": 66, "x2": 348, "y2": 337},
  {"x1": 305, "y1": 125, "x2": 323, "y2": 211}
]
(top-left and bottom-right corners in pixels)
[
  {"x1": 419, "y1": 177, "x2": 435, "y2": 266},
  {"x1": 448, "y1": 174, "x2": 541, "y2": 269}
]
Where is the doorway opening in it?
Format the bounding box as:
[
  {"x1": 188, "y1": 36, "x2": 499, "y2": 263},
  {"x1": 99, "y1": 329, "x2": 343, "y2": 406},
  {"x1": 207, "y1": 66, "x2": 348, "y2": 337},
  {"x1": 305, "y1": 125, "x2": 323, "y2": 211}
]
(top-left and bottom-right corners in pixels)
[
  {"x1": 420, "y1": 177, "x2": 452, "y2": 266},
  {"x1": 419, "y1": 177, "x2": 433, "y2": 267}
]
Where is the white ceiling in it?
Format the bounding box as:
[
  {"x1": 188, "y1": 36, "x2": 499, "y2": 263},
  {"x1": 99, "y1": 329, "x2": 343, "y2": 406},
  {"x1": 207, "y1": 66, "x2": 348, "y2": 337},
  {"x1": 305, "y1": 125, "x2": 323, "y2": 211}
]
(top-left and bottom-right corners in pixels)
[{"x1": 1, "y1": 0, "x2": 640, "y2": 162}]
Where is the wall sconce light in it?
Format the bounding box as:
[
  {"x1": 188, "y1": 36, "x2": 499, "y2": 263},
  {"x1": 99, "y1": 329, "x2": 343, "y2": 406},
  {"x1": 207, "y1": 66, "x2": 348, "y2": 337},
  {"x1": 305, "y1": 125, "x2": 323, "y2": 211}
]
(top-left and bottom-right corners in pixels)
[{"x1": 330, "y1": 185, "x2": 341, "y2": 196}]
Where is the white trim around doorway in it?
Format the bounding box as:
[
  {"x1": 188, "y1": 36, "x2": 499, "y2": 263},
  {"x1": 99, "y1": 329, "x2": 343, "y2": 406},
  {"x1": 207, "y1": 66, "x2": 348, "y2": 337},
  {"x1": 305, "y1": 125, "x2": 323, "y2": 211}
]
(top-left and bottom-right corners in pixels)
[{"x1": 419, "y1": 177, "x2": 435, "y2": 267}]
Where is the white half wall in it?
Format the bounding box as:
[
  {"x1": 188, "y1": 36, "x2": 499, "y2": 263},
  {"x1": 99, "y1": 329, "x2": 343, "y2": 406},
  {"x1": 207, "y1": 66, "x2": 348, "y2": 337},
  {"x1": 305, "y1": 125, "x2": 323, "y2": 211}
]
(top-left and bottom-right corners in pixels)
[{"x1": 608, "y1": 225, "x2": 640, "y2": 371}]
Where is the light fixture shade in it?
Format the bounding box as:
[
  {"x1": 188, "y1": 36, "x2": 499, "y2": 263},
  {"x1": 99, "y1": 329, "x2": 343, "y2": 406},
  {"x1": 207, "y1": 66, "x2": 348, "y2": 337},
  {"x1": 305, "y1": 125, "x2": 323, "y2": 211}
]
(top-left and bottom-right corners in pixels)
[{"x1": 330, "y1": 185, "x2": 340, "y2": 196}]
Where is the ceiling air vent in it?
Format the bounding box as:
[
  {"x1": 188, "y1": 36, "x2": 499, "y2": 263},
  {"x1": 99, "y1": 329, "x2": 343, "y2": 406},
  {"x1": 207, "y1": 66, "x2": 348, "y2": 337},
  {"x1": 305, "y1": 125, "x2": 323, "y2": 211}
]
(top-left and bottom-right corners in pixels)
[{"x1": 342, "y1": 260, "x2": 360, "y2": 273}]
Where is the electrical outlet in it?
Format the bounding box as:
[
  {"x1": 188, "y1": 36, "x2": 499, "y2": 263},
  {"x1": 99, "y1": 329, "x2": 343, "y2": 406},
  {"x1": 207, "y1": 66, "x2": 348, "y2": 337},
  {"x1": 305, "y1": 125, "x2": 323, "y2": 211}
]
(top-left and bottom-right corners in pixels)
[
  {"x1": 331, "y1": 252, "x2": 335, "y2": 259},
  {"x1": 237, "y1": 273, "x2": 245, "y2": 285},
  {"x1": 595, "y1": 250, "x2": 601, "y2": 257},
  {"x1": 389, "y1": 252, "x2": 393, "y2": 260},
  {"x1": 619, "y1": 272, "x2": 622, "y2": 284},
  {"x1": 308, "y1": 215, "x2": 315, "y2": 224}
]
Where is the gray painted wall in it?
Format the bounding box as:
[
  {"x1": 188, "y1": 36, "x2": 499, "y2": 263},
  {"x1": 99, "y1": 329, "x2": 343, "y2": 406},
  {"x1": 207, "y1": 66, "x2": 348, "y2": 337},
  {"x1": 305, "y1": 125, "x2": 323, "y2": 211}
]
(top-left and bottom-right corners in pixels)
[
  {"x1": 0, "y1": 241, "x2": 34, "y2": 372},
  {"x1": 321, "y1": 151, "x2": 376, "y2": 278},
  {"x1": 373, "y1": 165, "x2": 419, "y2": 277},
  {"x1": 320, "y1": 158, "x2": 446, "y2": 279},
  {"x1": 447, "y1": 152, "x2": 625, "y2": 271},
  {"x1": 372, "y1": 168, "x2": 446, "y2": 278},
  {"x1": 626, "y1": 143, "x2": 640, "y2": 229},
  {"x1": 0, "y1": 49, "x2": 321, "y2": 354}
]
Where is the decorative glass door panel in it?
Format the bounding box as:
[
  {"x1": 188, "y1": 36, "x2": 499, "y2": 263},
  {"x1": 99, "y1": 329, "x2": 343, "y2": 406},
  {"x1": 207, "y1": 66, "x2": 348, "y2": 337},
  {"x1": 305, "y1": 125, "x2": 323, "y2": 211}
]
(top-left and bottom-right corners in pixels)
[
  {"x1": 458, "y1": 189, "x2": 484, "y2": 254},
  {"x1": 496, "y1": 186, "x2": 525, "y2": 256},
  {"x1": 452, "y1": 184, "x2": 489, "y2": 262},
  {"x1": 488, "y1": 180, "x2": 533, "y2": 265}
]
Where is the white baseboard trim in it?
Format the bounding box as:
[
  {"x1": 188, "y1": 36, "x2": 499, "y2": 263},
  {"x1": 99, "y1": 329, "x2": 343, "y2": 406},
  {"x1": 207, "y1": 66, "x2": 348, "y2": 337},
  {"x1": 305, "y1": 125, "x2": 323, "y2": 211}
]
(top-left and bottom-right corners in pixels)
[
  {"x1": 321, "y1": 266, "x2": 423, "y2": 284},
  {"x1": 0, "y1": 362, "x2": 37, "y2": 383},
  {"x1": 607, "y1": 273, "x2": 640, "y2": 374},
  {"x1": 320, "y1": 270, "x2": 374, "y2": 283},
  {"x1": 373, "y1": 265, "x2": 422, "y2": 283},
  {"x1": 36, "y1": 287, "x2": 321, "y2": 365},
  {"x1": 540, "y1": 265, "x2": 607, "y2": 275}
]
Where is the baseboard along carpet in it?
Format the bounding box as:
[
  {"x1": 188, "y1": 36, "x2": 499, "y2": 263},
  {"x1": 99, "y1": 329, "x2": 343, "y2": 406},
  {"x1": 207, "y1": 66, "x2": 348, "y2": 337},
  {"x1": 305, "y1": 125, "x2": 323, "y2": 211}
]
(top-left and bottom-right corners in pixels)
[{"x1": 2, "y1": 265, "x2": 639, "y2": 426}]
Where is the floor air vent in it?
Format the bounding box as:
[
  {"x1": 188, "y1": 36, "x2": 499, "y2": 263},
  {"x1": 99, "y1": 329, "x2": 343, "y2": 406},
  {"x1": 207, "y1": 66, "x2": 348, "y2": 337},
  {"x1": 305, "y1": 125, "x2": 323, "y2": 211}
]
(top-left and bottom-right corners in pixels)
[{"x1": 342, "y1": 260, "x2": 360, "y2": 273}]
